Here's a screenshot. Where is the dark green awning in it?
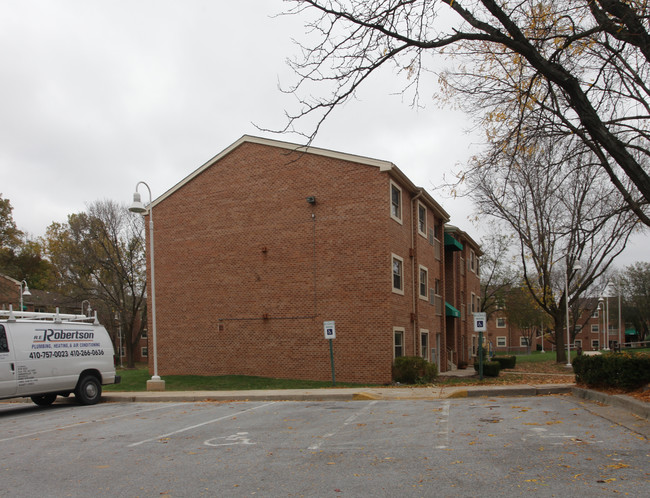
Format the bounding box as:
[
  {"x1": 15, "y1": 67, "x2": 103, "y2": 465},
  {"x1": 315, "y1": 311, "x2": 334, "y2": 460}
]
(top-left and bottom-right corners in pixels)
[
  {"x1": 445, "y1": 302, "x2": 461, "y2": 318},
  {"x1": 444, "y1": 233, "x2": 463, "y2": 251}
]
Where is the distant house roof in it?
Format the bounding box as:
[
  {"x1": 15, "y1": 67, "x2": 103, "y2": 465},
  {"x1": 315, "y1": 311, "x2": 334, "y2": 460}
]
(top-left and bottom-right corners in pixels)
[{"x1": 150, "y1": 135, "x2": 451, "y2": 222}]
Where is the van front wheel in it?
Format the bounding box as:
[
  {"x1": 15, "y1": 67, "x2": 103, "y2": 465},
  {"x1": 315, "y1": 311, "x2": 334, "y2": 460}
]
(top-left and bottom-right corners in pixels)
[
  {"x1": 75, "y1": 375, "x2": 102, "y2": 405},
  {"x1": 31, "y1": 393, "x2": 57, "y2": 406}
]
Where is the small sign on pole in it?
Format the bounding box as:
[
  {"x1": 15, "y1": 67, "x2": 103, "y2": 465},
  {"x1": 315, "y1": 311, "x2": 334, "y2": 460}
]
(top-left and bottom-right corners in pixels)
[
  {"x1": 324, "y1": 321, "x2": 336, "y2": 340},
  {"x1": 473, "y1": 312, "x2": 487, "y2": 332},
  {"x1": 473, "y1": 313, "x2": 487, "y2": 380},
  {"x1": 323, "y1": 320, "x2": 336, "y2": 385}
]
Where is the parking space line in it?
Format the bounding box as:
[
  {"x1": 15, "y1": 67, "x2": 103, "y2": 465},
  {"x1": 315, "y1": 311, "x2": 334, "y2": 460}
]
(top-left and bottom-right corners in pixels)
[
  {"x1": 0, "y1": 403, "x2": 187, "y2": 443},
  {"x1": 308, "y1": 400, "x2": 378, "y2": 450},
  {"x1": 435, "y1": 400, "x2": 450, "y2": 449},
  {"x1": 128, "y1": 401, "x2": 276, "y2": 447}
]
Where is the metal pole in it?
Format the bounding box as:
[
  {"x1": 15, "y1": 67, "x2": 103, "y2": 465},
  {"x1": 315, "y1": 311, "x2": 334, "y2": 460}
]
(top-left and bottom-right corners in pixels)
[
  {"x1": 605, "y1": 296, "x2": 609, "y2": 350},
  {"x1": 565, "y1": 270, "x2": 571, "y2": 367},
  {"x1": 478, "y1": 331, "x2": 484, "y2": 380},
  {"x1": 618, "y1": 290, "x2": 622, "y2": 349},
  {"x1": 328, "y1": 339, "x2": 335, "y2": 386}
]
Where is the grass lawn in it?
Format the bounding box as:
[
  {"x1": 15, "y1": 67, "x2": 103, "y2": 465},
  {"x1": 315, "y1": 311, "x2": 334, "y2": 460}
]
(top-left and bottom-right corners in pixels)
[
  {"x1": 106, "y1": 348, "x2": 649, "y2": 392},
  {"x1": 104, "y1": 366, "x2": 375, "y2": 392}
]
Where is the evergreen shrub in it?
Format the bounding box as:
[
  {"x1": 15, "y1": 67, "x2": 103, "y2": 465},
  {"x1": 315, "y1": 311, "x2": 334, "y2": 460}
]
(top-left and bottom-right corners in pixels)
[
  {"x1": 392, "y1": 356, "x2": 438, "y2": 384},
  {"x1": 492, "y1": 355, "x2": 517, "y2": 369},
  {"x1": 572, "y1": 352, "x2": 650, "y2": 390}
]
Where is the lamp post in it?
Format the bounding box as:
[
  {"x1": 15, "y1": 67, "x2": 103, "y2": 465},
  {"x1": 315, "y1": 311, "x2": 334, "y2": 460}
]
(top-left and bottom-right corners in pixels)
[
  {"x1": 565, "y1": 260, "x2": 582, "y2": 367},
  {"x1": 129, "y1": 181, "x2": 164, "y2": 391},
  {"x1": 81, "y1": 300, "x2": 91, "y2": 316},
  {"x1": 19, "y1": 280, "x2": 31, "y2": 312},
  {"x1": 603, "y1": 284, "x2": 612, "y2": 350},
  {"x1": 598, "y1": 299, "x2": 604, "y2": 350}
]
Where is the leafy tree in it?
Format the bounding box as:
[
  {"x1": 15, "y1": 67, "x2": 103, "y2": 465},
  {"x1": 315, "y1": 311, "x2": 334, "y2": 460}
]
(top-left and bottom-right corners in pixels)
[
  {"x1": 284, "y1": 1, "x2": 650, "y2": 225},
  {"x1": 620, "y1": 262, "x2": 650, "y2": 342},
  {"x1": 0, "y1": 194, "x2": 24, "y2": 275},
  {"x1": 479, "y1": 225, "x2": 519, "y2": 318},
  {"x1": 44, "y1": 200, "x2": 146, "y2": 367},
  {"x1": 468, "y1": 134, "x2": 638, "y2": 362},
  {"x1": 0, "y1": 194, "x2": 53, "y2": 288},
  {"x1": 505, "y1": 284, "x2": 549, "y2": 354}
]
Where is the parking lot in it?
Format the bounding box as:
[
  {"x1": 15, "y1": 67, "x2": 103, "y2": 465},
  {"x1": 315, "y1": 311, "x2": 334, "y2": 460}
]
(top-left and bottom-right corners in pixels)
[{"x1": 0, "y1": 396, "x2": 648, "y2": 497}]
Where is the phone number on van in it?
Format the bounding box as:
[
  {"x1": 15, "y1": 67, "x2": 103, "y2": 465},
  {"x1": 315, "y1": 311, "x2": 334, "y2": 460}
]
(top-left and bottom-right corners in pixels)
[{"x1": 29, "y1": 349, "x2": 105, "y2": 359}]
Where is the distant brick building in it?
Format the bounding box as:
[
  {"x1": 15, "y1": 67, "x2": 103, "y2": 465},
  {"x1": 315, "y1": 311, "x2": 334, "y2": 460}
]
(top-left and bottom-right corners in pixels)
[
  {"x1": 443, "y1": 226, "x2": 482, "y2": 368},
  {"x1": 488, "y1": 297, "x2": 628, "y2": 354},
  {"x1": 144, "y1": 136, "x2": 481, "y2": 384}
]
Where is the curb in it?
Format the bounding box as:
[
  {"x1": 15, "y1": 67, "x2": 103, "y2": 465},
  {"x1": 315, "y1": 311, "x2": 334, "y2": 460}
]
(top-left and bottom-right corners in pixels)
[{"x1": 571, "y1": 387, "x2": 650, "y2": 420}]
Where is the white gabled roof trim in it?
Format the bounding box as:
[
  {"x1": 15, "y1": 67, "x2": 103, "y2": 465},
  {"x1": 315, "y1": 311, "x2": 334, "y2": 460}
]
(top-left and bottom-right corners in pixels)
[
  {"x1": 151, "y1": 135, "x2": 397, "y2": 209},
  {"x1": 150, "y1": 134, "x2": 450, "y2": 222}
]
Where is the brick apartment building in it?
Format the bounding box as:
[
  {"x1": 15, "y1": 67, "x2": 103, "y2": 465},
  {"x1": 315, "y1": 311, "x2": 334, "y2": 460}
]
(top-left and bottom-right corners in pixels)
[{"x1": 142, "y1": 135, "x2": 481, "y2": 384}]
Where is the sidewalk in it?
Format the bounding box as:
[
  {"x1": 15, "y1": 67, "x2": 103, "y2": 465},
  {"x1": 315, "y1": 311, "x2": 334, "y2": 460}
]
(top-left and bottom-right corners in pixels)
[
  {"x1": 98, "y1": 383, "x2": 650, "y2": 421},
  {"x1": 103, "y1": 383, "x2": 575, "y2": 403}
]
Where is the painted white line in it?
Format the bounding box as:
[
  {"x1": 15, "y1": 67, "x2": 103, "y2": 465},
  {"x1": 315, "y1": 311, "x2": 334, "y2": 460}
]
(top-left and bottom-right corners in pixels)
[
  {"x1": 308, "y1": 400, "x2": 378, "y2": 450},
  {"x1": 128, "y1": 401, "x2": 276, "y2": 447},
  {"x1": 0, "y1": 403, "x2": 187, "y2": 443},
  {"x1": 435, "y1": 400, "x2": 450, "y2": 449}
]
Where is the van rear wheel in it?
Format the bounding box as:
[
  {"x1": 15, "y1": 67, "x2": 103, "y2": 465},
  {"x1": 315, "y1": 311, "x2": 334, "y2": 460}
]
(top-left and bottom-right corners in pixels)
[
  {"x1": 31, "y1": 393, "x2": 57, "y2": 406},
  {"x1": 75, "y1": 375, "x2": 102, "y2": 405}
]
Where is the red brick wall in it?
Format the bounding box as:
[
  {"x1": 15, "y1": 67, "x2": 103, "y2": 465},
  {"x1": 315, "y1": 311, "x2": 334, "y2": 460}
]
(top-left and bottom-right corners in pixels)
[
  {"x1": 0, "y1": 275, "x2": 19, "y2": 311},
  {"x1": 149, "y1": 141, "x2": 425, "y2": 384}
]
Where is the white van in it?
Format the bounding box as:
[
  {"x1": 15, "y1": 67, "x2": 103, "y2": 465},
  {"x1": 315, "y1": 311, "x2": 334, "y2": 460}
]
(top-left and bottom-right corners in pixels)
[{"x1": 0, "y1": 308, "x2": 121, "y2": 406}]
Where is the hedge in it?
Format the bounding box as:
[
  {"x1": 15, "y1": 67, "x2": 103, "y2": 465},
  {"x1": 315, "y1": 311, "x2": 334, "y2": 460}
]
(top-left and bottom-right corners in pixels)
[
  {"x1": 572, "y1": 352, "x2": 650, "y2": 390},
  {"x1": 392, "y1": 356, "x2": 438, "y2": 384},
  {"x1": 492, "y1": 355, "x2": 517, "y2": 369},
  {"x1": 473, "y1": 360, "x2": 501, "y2": 377}
]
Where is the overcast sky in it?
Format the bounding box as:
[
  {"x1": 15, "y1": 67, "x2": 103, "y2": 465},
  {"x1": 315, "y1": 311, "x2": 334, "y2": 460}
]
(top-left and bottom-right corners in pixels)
[{"x1": 1, "y1": 0, "x2": 647, "y2": 267}]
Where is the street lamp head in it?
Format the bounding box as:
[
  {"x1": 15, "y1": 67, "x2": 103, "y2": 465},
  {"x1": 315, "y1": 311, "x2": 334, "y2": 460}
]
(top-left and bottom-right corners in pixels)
[
  {"x1": 129, "y1": 191, "x2": 147, "y2": 214},
  {"x1": 21, "y1": 281, "x2": 31, "y2": 296},
  {"x1": 573, "y1": 263, "x2": 582, "y2": 272}
]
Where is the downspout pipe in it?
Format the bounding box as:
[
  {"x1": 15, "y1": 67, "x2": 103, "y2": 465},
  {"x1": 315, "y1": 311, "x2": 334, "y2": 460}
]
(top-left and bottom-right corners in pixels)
[{"x1": 411, "y1": 189, "x2": 424, "y2": 356}]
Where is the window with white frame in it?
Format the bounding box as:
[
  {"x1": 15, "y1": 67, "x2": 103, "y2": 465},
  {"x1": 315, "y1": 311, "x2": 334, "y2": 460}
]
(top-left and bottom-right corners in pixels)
[
  {"x1": 469, "y1": 249, "x2": 476, "y2": 273},
  {"x1": 394, "y1": 328, "x2": 404, "y2": 358},
  {"x1": 496, "y1": 317, "x2": 506, "y2": 328},
  {"x1": 591, "y1": 309, "x2": 599, "y2": 318},
  {"x1": 420, "y1": 330, "x2": 429, "y2": 360},
  {"x1": 392, "y1": 254, "x2": 404, "y2": 294},
  {"x1": 575, "y1": 339, "x2": 582, "y2": 349},
  {"x1": 433, "y1": 222, "x2": 442, "y2": 260},
  {"x1": 591, "y1": 339, "x2": 599, "y2": 350},
  {"x1": 141, "y1": 347, "x2": 148, "y2": 358},
  {"x1": 520, "y1": 336, "x2": 530, "y2": 347},
  {"x1": 418, "y1": 202, "x2": 427, "y2": 237},
  {"x1": 497, "y1": 336, "x2": 507, "y2": 347},
  {"x1": 390, "y1": 182, "x2": 402, "y2": 223},
  {"x1": 419, "y1": 265, "x2": 428, "y2": 300},
  {"x1": 591, "y1": 324, "x2": 599, "y2": 333},
  {"x1": 471, "y1": 292, "x2": 476, "y2": 313},
  {"x1": 434, "y1": 278, "x2": 443, "y2": 315}
]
